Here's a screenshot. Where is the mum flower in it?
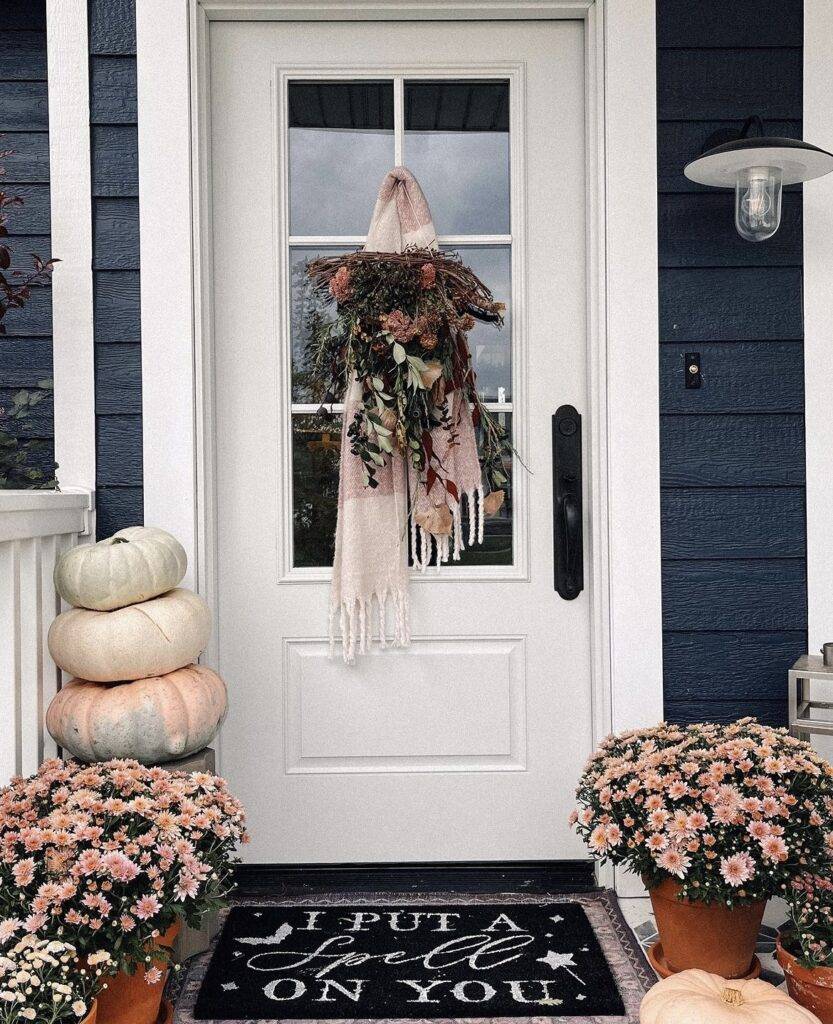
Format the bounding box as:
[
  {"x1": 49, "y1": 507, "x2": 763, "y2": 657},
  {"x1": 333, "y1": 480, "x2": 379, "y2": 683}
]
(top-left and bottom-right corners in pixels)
[
  {"x1": 720, "y1": 852, "x2": 756, "y2": 887},
  {"x1": 657, "y1": 848, "x2": 691, "y2": 879},
  {"x1": 761, "y1": 835, "x2": 788, "y2": 863}
]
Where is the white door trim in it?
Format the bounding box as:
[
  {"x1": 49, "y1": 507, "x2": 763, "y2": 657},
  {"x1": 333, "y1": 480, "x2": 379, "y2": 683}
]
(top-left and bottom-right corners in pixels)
[
  {"x1": 136, "y1": 0, "x2": 663, "y2": 786},
  {"x1": 45, "y1": 0, "x2": 97, "y2": 507},
  {"x1": 804, "y1": 2, "x2": 833, "y2": 655}
]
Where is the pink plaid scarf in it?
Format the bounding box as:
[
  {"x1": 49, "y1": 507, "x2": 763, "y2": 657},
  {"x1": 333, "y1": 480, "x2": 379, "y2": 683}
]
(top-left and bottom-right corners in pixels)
[{"x1": 330, "y1": 168, "x2": 485, "y2": 661}]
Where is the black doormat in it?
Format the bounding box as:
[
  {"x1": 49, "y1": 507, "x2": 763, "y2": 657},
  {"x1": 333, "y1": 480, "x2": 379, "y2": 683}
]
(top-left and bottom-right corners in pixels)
[{"x1": 193, "y1": 903, "x2": 626, "y2": 1020}]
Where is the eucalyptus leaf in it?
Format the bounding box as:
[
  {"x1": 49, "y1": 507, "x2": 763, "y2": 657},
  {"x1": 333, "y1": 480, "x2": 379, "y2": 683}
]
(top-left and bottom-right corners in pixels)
[{"x1": 392, "y1": 342, "x2": 406, "y2": 364}]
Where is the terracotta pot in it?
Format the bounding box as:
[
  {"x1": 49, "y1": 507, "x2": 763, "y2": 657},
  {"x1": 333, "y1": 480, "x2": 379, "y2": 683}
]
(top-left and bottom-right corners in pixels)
[
  {"x1": 647, "y1": 877, "x2": 766, "y2": 978},
  {"x1": 96, "y1": 922, "x2": 180, "y2": 1024},
  {"x1": 81, "y1": 1001, "x2": 98, "y2": 1024},
  {"x1": 777, "y1": 935, "x2": 833, "y2": 1024}
]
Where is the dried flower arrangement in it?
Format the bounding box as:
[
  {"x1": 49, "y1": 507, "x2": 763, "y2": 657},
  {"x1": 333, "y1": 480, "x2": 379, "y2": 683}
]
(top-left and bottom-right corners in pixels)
[
  {"x1": 305, "y1": 248, "x2": 511, "y2": 514},
  {"x1": 0, "y1": 937, "x2": 111, "y2": 1023},
  {"x1": 571, "y1": 718, "x2": 833, "y2": 905},
  {"x1": 0, "y1": 759, "x2": 249, "y2": 980}
]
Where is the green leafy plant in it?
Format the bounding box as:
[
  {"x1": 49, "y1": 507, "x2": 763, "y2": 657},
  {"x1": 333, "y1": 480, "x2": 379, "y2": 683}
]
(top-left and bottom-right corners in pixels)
[{"x1": 0, "y1": 143, "x2": 58, "y2": 488}]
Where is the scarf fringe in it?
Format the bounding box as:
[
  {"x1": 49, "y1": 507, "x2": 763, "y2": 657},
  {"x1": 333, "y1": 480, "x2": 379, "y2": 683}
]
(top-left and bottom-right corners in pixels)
[
  {"x1": 330, "y1": 588, "x2": 410, "y2": 664},
  {"x1": 329, "y1": 486, "x2": 484, "y2": 661},
  {"x1": 416, "y1": 486, "x2": 484, "y2": 570}
]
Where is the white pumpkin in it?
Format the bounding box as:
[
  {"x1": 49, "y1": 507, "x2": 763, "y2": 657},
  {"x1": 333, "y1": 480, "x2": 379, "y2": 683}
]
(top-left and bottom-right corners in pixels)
[
  {"x1": 640, "y1": 969, "x2": 822, "y2": 1024},
  {"x1": 46, "y1": 665, "x2": 228, "y2": 765},
  {"x1": 48, "y1": 588, "x2": 211, "y2": 682},
  {"x1": 54, "y1": 526, "x2": 187, "y2": 611}
]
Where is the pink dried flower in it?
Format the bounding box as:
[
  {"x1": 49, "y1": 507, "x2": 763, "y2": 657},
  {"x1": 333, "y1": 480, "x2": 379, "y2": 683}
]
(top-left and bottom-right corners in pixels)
[
  {"x1": 381, "y1": 309, "x2": 412, "y2": 342},
  {"x1": 419, "y1": 262, "x2": 436, "y2": 289},
  {"x1": 328, "y1": 266, "x2": 352, "y2": 303}
]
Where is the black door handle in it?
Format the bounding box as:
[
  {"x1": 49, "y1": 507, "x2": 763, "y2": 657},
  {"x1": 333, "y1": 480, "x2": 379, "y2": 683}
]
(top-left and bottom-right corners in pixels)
[
  {"x1": 561, "y1": 492, "x2": 581, "y2": 583},
  {"x1": 552, "y1": 406, "x2": 583, "y2": 600}
]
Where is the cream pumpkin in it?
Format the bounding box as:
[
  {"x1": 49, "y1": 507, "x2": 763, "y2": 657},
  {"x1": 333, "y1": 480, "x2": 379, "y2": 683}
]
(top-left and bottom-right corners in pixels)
[
  {"x1": 54, "y1": 526, "x2": 187, "y2": 611},
  {"x1": 640, "y1": 969, "x2": 822, "y2": 1024},
  {"x1": 48, "y1": 588, "x2": 210, "y2": 682},
  {"x1": 46, "y1": 665, "x2": 228, "y2": 765}
]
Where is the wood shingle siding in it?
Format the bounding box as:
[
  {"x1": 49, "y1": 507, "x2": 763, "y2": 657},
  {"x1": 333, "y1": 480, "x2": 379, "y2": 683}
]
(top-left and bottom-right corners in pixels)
[
  {"x1": 657, "y1": 0, "x2": 805, "y2": 727},
  {"x1": 89, "y1": 0, "x2": 142, "y2": 536}
]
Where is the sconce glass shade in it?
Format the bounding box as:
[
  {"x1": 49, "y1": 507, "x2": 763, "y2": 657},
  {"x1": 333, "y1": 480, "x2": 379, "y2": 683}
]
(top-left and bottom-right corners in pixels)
[
  {"x1": 685, "y1": 135, "x2": 833, "y2": 242},
  {"x1": 735, "y1": 167, "x2": 782, "y2": 242}
]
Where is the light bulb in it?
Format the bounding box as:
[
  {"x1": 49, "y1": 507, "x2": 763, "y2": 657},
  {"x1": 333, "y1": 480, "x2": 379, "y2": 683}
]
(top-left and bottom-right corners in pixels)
[{"x1": 734, "y1": 166, "x2": 782, "y2": 242}]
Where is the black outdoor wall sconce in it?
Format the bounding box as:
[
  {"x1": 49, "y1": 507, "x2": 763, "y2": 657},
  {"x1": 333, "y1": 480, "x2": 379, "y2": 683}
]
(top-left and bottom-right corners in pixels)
[{"x1": 684, "y1": 116, "x2": 833, "y2": 241}]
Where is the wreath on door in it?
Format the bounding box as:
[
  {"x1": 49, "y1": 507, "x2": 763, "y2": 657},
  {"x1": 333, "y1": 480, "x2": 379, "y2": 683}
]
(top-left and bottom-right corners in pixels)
[{"x1": 304, "y1": 168, "x2": 514, "y2": 660}]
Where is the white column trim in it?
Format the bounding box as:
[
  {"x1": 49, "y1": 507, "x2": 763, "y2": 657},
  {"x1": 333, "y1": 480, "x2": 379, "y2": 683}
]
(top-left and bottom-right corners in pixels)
[
  {"x1": 136, "y1": 0, "x2": 199, "y2": 587},
  {"x1": 45, "y1": 0, "x2": 96, "y2": 514},
  {"x1": 804, "y1": 1, "x2": 833, "y2": 656},
  {"x1": 600, "y1": 0, "x2": 662, "y2": 732}
]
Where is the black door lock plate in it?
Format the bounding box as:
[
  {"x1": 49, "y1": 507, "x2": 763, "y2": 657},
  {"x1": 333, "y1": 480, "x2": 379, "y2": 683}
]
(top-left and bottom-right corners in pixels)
[{"x1": 552, "y1": 405, "x2": 584, "y2": 600}]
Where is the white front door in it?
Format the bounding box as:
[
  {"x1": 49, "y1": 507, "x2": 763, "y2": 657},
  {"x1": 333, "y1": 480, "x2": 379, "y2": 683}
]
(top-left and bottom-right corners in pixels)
[{"x1": 210, "y1": 18, "x2": 590, "y2": 863}]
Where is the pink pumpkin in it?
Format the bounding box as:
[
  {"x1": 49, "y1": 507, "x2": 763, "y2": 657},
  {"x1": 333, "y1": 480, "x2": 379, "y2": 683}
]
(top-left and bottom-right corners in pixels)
[{"x1": 46, "y1": 665, "x2": 227, "y2": 764}]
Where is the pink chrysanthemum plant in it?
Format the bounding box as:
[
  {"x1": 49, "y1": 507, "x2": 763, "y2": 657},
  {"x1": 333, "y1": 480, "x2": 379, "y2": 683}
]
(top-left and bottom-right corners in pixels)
[
  {"x1": 782, "y1": 870, "x2": 833, "y2": 968},
  {"x1": 0, "y1": 759, "x2": 249, "y2": 979},
  {"x1": 571, "y1": 718, "x2": 833, "y2": 905},
  {"x1": 0, "y1": 935, "x2": 112, "y2": 1022}
]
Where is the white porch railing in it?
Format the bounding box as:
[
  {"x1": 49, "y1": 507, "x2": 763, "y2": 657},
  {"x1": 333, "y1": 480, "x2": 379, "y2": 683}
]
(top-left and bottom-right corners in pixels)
[{"x1": 0, "y1": 490, "x2": 92, "y2": 782}]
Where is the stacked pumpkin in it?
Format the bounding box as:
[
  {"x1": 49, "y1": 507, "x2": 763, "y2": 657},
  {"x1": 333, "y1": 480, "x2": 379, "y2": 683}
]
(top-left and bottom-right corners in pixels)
[{"x1": 45, "y1": 527, "x2": 228, "y2": 765}]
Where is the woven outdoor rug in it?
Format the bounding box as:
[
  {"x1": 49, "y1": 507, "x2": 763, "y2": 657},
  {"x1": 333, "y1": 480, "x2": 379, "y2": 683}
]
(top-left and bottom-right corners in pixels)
[{"x1": 173, "y1": 891, "x2": 653, "y2": 1024}]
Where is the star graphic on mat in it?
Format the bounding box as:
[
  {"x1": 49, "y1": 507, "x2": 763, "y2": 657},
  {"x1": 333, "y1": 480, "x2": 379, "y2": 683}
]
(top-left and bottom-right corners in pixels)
[
  {"x1": 550, "y1": 914, "x2": 564, "y2": 925},
  {"x1": 577, "y1": 994, "x2": 586, "y2": 1001},
  {"x1": 253, "y1": 912, "x2": 262, "y2": 918},
  {"x1": 221, "y1": 982, "x2": 238, "y2": 992},
  {"x1": 537, "y1": 950, "x2": 585, "y2": 985},
  {"x1": 538, "y1": 997, "x2": 563, "y2": 1007},
  {"x1": 538, "y1": 950, "x2": 577, "y2": 971},
  {"x1": 232, "y1": 951, "x2": 242, "y2": 958}
]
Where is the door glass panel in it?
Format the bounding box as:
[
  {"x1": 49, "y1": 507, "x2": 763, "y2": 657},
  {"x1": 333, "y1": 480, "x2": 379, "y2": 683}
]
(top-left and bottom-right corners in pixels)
[
  {"x1": 404, "y1": 80, "x2": 510, "y2": 235},
  {"x1": 448, "y1": 245, "x2": 512, "y2": 402},
  {"x1": 289, "y1": 81, "x2": 394, "y2": 235},
  {"x1": 287, "y1": 76, "x2": 515, "y2": 572},
  {"x1": 292, "y1": 413, "x2": 512, "y2": 570},
  {"x1": 292, "y1": 413, "x2": 341, "y2": 568},
  {"x1": 290, "y1": 245, "x2": 352, "y2": 402}
]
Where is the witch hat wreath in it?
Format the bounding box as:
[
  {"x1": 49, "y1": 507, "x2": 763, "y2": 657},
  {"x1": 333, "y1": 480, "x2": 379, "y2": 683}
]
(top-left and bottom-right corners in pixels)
[{"x1": 304, "y1": 167, "x2": 511, "y2": 662}]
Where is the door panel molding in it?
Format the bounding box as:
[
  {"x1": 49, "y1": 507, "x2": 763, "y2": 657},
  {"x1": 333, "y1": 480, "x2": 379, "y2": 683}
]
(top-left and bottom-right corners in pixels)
[{"x1": 136, "y1": 0, "x2": 662, "y2": 871}]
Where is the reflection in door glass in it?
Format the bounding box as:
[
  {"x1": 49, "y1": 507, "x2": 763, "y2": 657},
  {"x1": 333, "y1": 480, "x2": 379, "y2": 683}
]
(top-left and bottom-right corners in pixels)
[
  {"x1": 292, "y1": 413, "x2": 513, "y2": 569},
  {"x1": 292, "y1": 413, "x2": 341, "y2": 568},
  {"x1": 289, "y1": 81, "x2": 395, "y2": 236},
  {"x1": 404, "y1": 80, "x2": 510, "y2": 235},
  {"x1": 290, "y1": 246, "x2": 352, "y2": 402},
  {"x1": 448, "y1": 245, "x2": 512, "y2": 402}
]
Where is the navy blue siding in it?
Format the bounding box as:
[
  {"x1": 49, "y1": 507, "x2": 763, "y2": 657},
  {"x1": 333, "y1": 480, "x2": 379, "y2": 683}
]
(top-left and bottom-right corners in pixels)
[
  {"x1": 0, "y1": 1, "x2": 53, "y2": 473},
  {"x1": 657, "y1": 0, "x2": 806, "y2": 727},
  {"x1": 89, "y1": 0, "x2": 142, "y2": 536}
]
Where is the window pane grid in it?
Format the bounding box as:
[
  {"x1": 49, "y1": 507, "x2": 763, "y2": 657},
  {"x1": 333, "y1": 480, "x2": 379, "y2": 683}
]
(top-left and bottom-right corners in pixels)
[{"x1": 288, "y1": 75, "x2": 513, "y2": 569}]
